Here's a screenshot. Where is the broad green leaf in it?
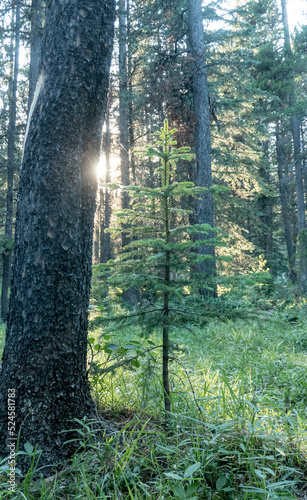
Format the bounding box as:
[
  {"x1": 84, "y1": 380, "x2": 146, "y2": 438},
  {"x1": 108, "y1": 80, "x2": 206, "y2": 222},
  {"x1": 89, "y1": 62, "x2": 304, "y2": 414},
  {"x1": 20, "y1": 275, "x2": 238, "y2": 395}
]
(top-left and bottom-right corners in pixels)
[
  {"x1": 184, "y1": 462, "x2": 201, "y2": 478},
  {"x1": 216, "y1": 474, "x2": 227, "y2": 490},
  {"x1": 186, "y1": 482, "x2": 200, "y2": 496},
  {"x1": 107, "y1": 344, "x2": 119, "y2": 351},
  {"x1": 131, "y1": 359, "x2": 140, "y2": 368},
  {"x1": 172, "y1": 483, "x2": 186, "y2": 499},
  {"x1": 24, "y1": 442, "x2": 34, "y2": 455},
  {"x1": 164, "y1": 472, "x2": 183, "y2": 481}
]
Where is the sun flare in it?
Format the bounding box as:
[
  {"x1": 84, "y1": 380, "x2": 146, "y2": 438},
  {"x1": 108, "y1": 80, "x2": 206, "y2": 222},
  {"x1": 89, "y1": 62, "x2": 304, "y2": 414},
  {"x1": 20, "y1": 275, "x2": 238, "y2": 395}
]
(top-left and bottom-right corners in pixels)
[
  {"x1": 96, "y1": 156, "x2": 106, "y2": 179},
  {"x1": 96, "y1": 154, "x2": 120, "y2": 180}
]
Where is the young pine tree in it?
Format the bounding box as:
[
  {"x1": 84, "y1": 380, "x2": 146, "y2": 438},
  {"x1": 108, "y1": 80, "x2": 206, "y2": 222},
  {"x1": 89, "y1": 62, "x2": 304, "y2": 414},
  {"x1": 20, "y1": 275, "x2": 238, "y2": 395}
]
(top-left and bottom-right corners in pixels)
[{"x1": 100, "y1": 120, "x2": 219, "y2": 415}]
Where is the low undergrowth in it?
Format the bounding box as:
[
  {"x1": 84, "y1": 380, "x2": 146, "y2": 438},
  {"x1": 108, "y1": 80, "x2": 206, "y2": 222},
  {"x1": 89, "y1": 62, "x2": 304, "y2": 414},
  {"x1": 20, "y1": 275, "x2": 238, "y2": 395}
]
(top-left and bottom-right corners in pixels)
[{"x1": 0, "y1": 303, "x2": 307, "y2": 499}]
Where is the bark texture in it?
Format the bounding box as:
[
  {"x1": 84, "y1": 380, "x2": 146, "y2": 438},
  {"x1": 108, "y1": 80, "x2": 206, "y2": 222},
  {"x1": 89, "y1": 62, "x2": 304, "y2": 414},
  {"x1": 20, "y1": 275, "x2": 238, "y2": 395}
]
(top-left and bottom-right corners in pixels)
[
  {"x1": 1, "y1": 0, "x2": 21, "y2": 321},
  {"x1": 188, "y1": 0, "x2": 216, "y2": 288},
  {"x1": 0, "y1": 0, "x2": 115, "y2": 469}
]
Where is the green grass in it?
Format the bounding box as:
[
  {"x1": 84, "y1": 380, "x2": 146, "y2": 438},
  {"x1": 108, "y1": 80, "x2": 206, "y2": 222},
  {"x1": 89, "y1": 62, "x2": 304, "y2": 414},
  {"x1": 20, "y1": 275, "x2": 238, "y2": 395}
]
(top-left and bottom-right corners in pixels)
[
  {"x1": 0, "y1": 322, "x2": 5, "y2": 354},
  {"x1": 0, "y1": 307, "x2": 307, "y2": 499}
]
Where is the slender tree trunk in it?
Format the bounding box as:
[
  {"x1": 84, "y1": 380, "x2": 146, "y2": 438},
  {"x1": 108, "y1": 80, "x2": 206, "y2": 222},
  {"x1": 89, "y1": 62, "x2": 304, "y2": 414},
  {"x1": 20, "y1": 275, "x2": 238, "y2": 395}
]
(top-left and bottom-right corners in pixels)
[
  {"x1": 257, "y1": 141, "x2": 274, "y2": 273},
  {"x1": 300, "y1": 119, "x2": 307, "y2": 206},
  {"x1": 0, "y1": 0, "x2": 115, "y2": 470},
  {"x1": 162, "y1": 280, "x2": 170, "y2": 415},
  {"x1": 276, "y1": 121, "x2": 297, "y2": 283},
  {"x1": 119, "y1": 0, "x2": 138, "y2": 303},
  {"x1": 1, "y1": 1, "x2": 20, "y2": 322},
  {"x1": 127, "y1": 0, "x2": 136, "y2": 183},
  {"x1": 100, "y1": 188, "x2": 105, "y2": 260},
  {"x1": 28, "y1": 0, "x2": 43, "y2": 109},
  {"x1": 93, "y1": 220, "x2": 100, "y2": 263},
  {"x1": 118, "y1": 0, "x2": 130, "y2": 248},
  {"x1": 100, "y1": 103, "x2": 112, "y2": 263},
  {"x1": 188, "y1": 0, "x2": 216, "y2": 292},
  {"x1": 281, "y1": 0, "x2": 307, "y2": 293},
  {"x1": 162, "y1": 136, "x2": 171, "y2": 416},
  {"x1": 302, "y1": 122, "x2": 307, "y2": 203}
]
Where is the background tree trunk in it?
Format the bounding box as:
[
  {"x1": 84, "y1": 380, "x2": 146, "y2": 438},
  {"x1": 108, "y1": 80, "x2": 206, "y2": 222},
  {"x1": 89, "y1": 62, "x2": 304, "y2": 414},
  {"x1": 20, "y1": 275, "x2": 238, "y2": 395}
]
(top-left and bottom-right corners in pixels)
[
  {"x1": 93, "y1": 220, "x2": 100, "y2": 263},
  {"x1": 118, "y1": 0, "x2": 130, "y2": 248},
  {"x1": 188, "y1": 0, "x2": 216, "y2": 292},
  {"x1": 127, "y1": 0, "x2": 136, "y2": 183},
  {"x1": 0, "y1": 0, "x2": 115, "y2": 470},
  {"x1": 100, "y1": 103, "x2": 112, "y2": 263},
  {"x1": 119, "y1": 0, "x2": 138, "y2": 303},
  {"x1": 1, "y1": 0, "x2": 21, "y2": 321},
  {"x1": 257, "y1": 141, "x2": 273, "y2": 273},
  {"x1": 281, "y1": 0, "x2": 307, "y2": 293},
  {"x1": 28, "y1": 0, "x2": 43, "y2": 109},
  {"x1": 276, "y1": 121, "x2": 297, "y2": 283}
]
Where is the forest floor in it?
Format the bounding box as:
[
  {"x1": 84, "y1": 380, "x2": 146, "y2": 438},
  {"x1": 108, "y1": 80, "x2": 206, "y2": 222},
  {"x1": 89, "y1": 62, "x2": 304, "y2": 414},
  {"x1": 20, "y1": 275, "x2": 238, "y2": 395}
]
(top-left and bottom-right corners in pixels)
[{"x1": 0, "y1": 298, "x2": 307, "y2": 499}]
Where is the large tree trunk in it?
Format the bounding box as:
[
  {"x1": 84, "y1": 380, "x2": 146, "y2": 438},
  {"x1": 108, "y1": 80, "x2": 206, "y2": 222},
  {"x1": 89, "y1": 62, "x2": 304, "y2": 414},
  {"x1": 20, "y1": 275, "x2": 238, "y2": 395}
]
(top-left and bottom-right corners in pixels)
[
  {"x1": 1, "y1": 0, "x2": 21, "y2": 321},
  {"x1": 188, "y1": 0, "x2": 216, "y2": 292},
  {"x1": 276, "y1": 121, "x2": 297, "y2": 283},
  {"x1": 281, "y1": 0, "x2": 307, "y2": 293},
  {"x1": 28, "y1": 0, "x2": 43, "y2": 108},
  {"x1": 0, "y1": 0, "x2": 115, "y2": 471}
]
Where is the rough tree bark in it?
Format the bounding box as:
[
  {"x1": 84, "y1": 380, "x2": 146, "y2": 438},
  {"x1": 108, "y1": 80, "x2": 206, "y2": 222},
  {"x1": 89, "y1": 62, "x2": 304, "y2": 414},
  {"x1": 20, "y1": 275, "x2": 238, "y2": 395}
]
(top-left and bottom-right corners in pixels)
[
  {"x1": 188, "y1": 0, "x2": 216, "y2": 292},
  {"x1": 0, "y1": 0, "x2": 115, "y2": 470},
  {"x1": 1, "y1": 0, "x2": 21, "y2": 321},
  {"x1": 281, "y1": 0, "x2": 307, "y2": 293}
]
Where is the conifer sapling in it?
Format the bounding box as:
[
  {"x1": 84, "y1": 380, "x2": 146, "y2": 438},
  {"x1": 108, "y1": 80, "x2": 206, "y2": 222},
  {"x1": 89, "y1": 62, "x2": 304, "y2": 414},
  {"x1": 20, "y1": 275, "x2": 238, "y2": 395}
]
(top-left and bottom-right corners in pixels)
[{"x1": 99, "y1": 120, "x2": 219, "y2": 415}]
